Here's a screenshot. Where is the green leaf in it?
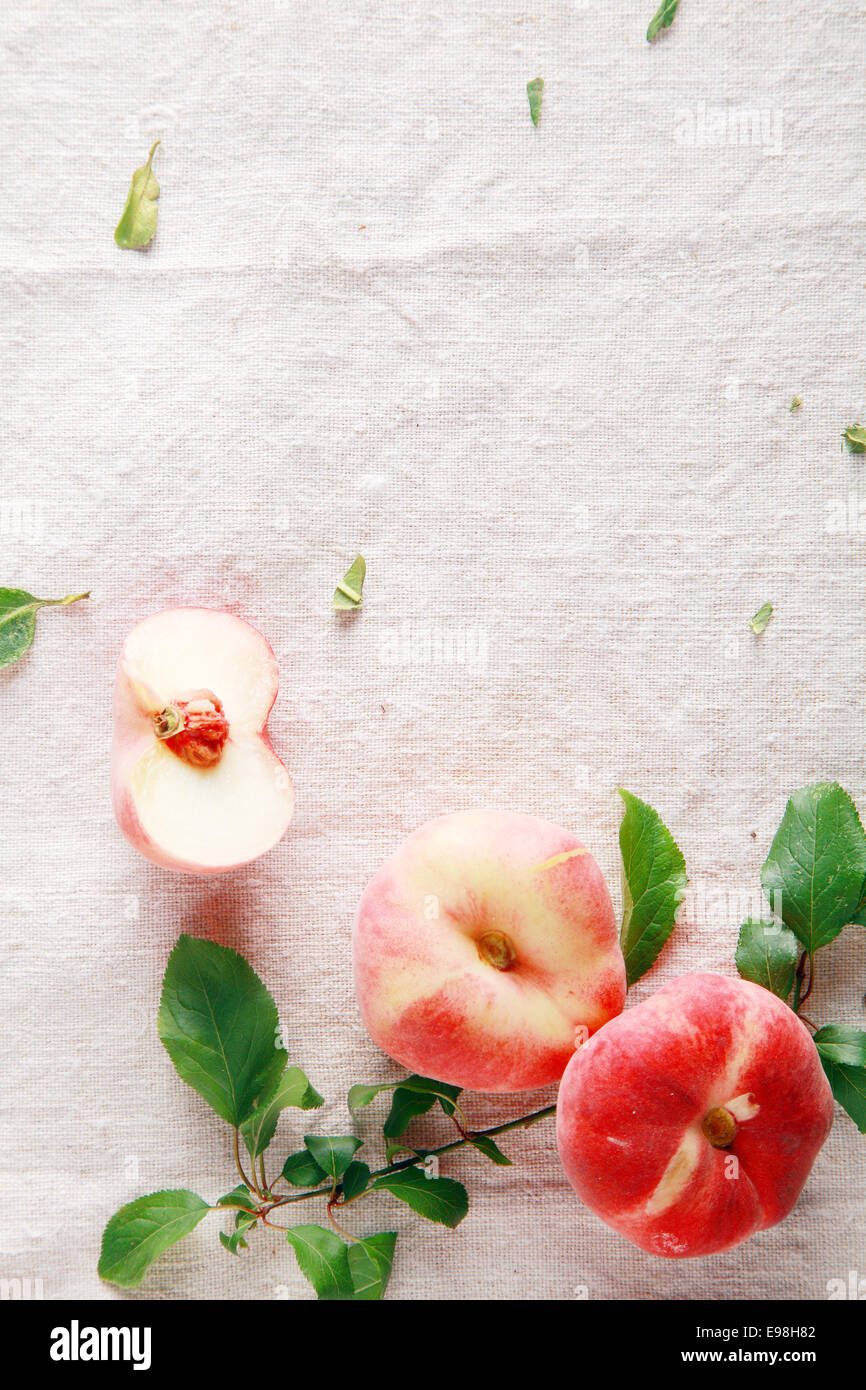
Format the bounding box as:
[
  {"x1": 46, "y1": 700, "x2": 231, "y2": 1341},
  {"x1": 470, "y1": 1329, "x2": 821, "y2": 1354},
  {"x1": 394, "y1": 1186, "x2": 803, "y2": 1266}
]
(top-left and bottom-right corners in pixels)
[
  {"x1": 340, "y1": 1160, "x2": 370, "y2": 1202},
  {"x1": 761, "y1": 784, "x2": 866, "y2": 954},
  {"x1": 647, "y1": 0, "x2": 679, "y2": 41},
  {"x1": 157, "y1": 934, "x2": 286, "y2": 1127},
  {"x1": 469, "y1": 1135, "x2": 512, "y2": 1166},
  {"x1": 384, "y1": 1087, "x2": 436, "y2": 1137},
  {"x1": 216, "y1": 1188, "x2": 257, "y2": 1255},
  {"x1": 789, "y1": 397, "x2": 803, "y2": 412},
  {"x1": 304, "y1": 1134, "x2": 363, "y2": 1183},
  {"x1": 285, "y1": 1225, "x2": 354, "y2": 1300},
  {"x1": 347, "y1": 1082, "x2": 393, "y2": 1111},
  {"x1": 114, "y1": 141, "x2": 160, "y2": 249},
  {"x1": 814, "y1": 1026, "x2": 866, "y2": 1133},
  {"x1": 384, "y1": 1075, "x2": 462, "y2": 1136},
  {"x1": 216, "y1": 1184, "x2": 255, "y2": 1210},
  {"x1": 347, "y1": 1232, "x2": 397, "y2": 1300},
  {"x1": 618, "y1": 790, "x2": 687, "y2": 987},
  {"x1": 842, "y1": 423, "x2": 866, "y2": 454},
  {"x1": 384, "y1": 1141, "x2": 421, "y2": 1163},
  {"x1": 333, "y1": 553, "x2": 366, "y2": 610},
  {"x1": 282, "y1": 1149, "x2": 327, "y2": 1187},
  {"x1": 98, "y1": 1190, "x2": 209, "y2": 1289},
  {"x1": 396, "y1": 1075, "x2": 463, "y2": 1111},
  {"x1": 0, "y1": 589, "x2": 90, "y2": 670},
  {"x1": 219, "y1": 1229, "x2": 248, "y2": 1255},
  {"x1": 371, "y1": 1166, "x2": 468, "y2": 1228},
  {"x1": 735, "y1": 919, "x2": 800, "y2": 1001},
  {"x1": 749, "y1": 602, "x2": 773, "y2": 634},
  {"x1": 241, "y1": 1066, "x2": 323, "y2": 1160},
  {"x1": 526, "y1": 78, "x2": 544, "y2": 127}
]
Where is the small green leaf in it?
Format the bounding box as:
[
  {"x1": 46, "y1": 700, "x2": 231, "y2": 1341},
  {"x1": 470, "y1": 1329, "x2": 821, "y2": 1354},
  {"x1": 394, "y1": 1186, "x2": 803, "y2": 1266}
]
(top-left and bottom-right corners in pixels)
[
  {"x1": 396, "y1": 1075, "x2": 463, "y2": 1110},
  {"x1": 158, "y1": 934, "x2": 286, "y2": 1128},
  {"x1": 842, "y1": 423, "x2": 866, "y2": 454},
  {"x1": 526, "y1": 78, "x2": 544, "y2": 127},
  {"x1": 735, "y1": 919, "x2": 800, "y2": 1001},
  {"x1": 241, "y1": 1066, "x2": 323, "y2": 1160},
  {"x1": 216, "y1": 1188, "x2": 257, "y2": 1255},
  {"x1": 219, "y1": 1229, "x2": 248, "y2": 1255},
  {"x1": 333, "y1": 553, "x2": 366, "y2": 609},
  {"x1": 98, "y1": 1190, "x2": 209, "y2": 1288},
  {"x1": 347, "y1": 1082, "x2": 393, "y2": 1111},
  {"x1": 0, "y1": 589, "x2": 90, "y2": 670},
  {"x1": 749, "y1": 602, "x2": 773, "y2": 635},
  {"x1": 618, "y1": 790, "x2": 687, "y2": 987},
  {"x1": 371, "y1": 1166, "x2": 468, "y2": 1228},
  {"x1": 789, "y1": 396, "x2": 802, "y2": 412},
  {"x1": 384, "y1": 1074, "x2": 462, "y2": 1136},
  {"x1": 647, "y1": 0, "x2": 679, "y2": 41},
  {"x1": 347, "y1": 1232, "x2": 397, "y2": 1300},
  {"x1": 340, "y1": 1160, "x2": 371, "y2": 1201},
  {"x1": 384, "y1": 1141, "x2": 421, "y2": 1163},
  {"x1": 814, "y1": 1026, "x2": 866, "y2": 1133},
  {"x1": 303, "y1": 1134, "x2": 363, "y2": 1183},
  {"x1": 285, "y1": 1224, "x2": 354, "y2": 1300},
  {"x1": 216, "y1": 1184, "x2": 255, "y2": 1210},
  {"x1": 384, "y1": 1087, "x2": 436, "y2": 1137},
  {"x1": 761, "y1": 783, "x2": 866, "y2": 954},
  {"x1": 282, "y1": 1149, "x2": 327, "y2": 1187},
  {"x1": 469, "y1": 1134, "x2": 512, "y2": 1166},
  {"x1": 114, "y1": 141, "x2": 161, "y2": 249}
]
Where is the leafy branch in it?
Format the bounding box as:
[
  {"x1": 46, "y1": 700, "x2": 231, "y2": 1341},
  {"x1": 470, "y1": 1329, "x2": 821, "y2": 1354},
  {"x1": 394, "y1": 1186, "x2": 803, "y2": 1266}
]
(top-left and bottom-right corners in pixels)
[
  {"x1": 98, "y1": 934, "x2": 557, "y2": 1298},
  {"x1": 735, "y1": 781, "x2": 866, "y2": 1132},
  {"x1": 99, "y1": 784, "x2": 866, "y2": 1296}
]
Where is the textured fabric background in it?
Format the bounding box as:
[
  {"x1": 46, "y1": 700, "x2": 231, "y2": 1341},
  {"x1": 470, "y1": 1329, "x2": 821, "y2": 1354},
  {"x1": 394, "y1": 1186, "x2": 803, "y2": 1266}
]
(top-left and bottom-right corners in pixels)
[{"x1": 1, "y1": 0, "x2": 865, "y2": 1302}]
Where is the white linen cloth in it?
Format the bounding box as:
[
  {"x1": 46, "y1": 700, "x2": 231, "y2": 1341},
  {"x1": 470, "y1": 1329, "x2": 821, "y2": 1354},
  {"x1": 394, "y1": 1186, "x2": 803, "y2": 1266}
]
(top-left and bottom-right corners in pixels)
[{"x1": 1, "y1": 0, "x2": 864, "y2": 1300}]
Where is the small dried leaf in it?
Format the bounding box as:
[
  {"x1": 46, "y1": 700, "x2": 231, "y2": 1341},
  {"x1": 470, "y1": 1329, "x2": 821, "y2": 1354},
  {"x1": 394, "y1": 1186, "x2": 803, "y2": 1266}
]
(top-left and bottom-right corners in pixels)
[
  {"x1": 115, "y1": 142, "x2": 161, "y2": 249},
  {"x1": 526, "y1": 78, "x2": 544, "y2": 127}
]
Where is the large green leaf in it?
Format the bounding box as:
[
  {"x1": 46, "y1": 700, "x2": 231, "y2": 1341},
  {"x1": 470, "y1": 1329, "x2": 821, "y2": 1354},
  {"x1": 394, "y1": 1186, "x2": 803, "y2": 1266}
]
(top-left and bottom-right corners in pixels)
[
  {"x1": 282, "y1": 1149, "x2": 327, "y2": 1188},
  {"x1": 285, "y1": 1225, "x2": 353, "y2": 1300},
  {"x1": 814, "y1": 1026, "x2": 866, "y2": 1133},
  {"x1": 371, "y1": 1166, "x2": 468, "y2": 1228},
  {"x1": 761, "y1": 784, "x2": 866, "y2": 954},
  {"x1": 158, "y1": 935, "x2": 286, "y2": 1127},
  {"x1": 98, "y1": 1190, "x2": 209, "y2": 1288},
  {"x1": 618, "y1": 790, "x2": 686, "y2": 986},
  {"x1": 241, "y1": 1066, "x2": 323, "y2": 1160},
  {"x1": 347, "y1": 1232, "x2": 397, "y2": 1300},
  {"x1": 734, "y1": 918, "x2": 799, "y2": 1002},
  {"x1": 303, "y1": 1135, "x2": 362, "y2": 1183},
  {"x1": 340, "y1": 1161, "x2": 370, "y2": 1201}
]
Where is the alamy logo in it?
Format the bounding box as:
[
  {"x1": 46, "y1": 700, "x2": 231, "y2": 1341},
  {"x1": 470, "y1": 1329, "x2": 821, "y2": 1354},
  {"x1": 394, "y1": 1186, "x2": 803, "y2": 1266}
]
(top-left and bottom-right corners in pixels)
[
  {"x1": 674, "y1": 104, "x2": 784, "y2": 153},
  {"x1": 0, "y1": 1277, "x2": 43, "y2": 1299},
  {"x1": 378, "y1": 624, "x2": 489, "y2": 667},
  {"x1": 49, "y1": 1321, "x2": 152, "y2": 1371},
  {"x1": 826, "y1": 1269, "x2": 866, "y2": 1300},
  {"x1": 0, "y1": 499, "x2": 44, "y2": 541}
]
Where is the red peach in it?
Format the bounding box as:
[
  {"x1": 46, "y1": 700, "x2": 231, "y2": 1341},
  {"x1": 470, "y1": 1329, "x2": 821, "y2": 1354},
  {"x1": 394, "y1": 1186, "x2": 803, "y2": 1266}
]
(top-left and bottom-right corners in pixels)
[{"x1": 556, "y1": 972, "x2": 834, "y2": 1257}]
